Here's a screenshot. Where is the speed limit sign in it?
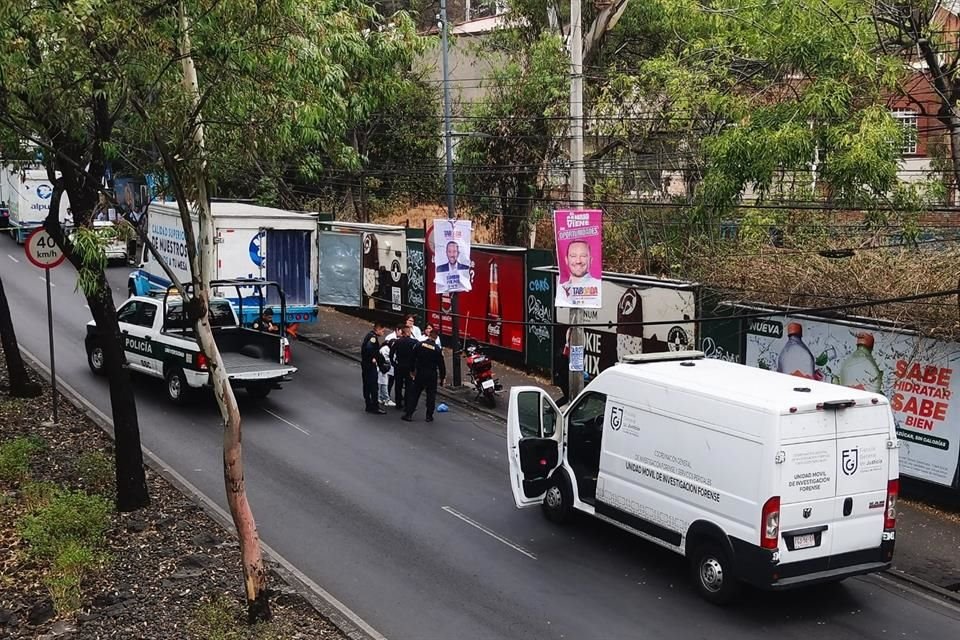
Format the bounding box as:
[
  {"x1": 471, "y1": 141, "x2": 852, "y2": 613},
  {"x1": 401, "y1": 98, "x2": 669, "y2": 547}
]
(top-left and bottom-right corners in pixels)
[{"x1": 25, "y1": 228, "x2": 66, "y2": 269}]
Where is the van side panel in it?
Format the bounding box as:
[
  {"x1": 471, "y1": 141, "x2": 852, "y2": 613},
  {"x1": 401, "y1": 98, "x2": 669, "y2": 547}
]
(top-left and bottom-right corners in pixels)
[{"x1": 596, "y1": 386, "x2": 769, "y2": 553}]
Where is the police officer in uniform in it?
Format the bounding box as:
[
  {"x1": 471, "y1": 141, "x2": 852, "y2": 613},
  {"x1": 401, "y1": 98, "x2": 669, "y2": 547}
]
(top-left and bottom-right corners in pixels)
[
  {"x1": 361, "y1": 321, "x2": 387, "y2": 414},
  {"x1": 391, "y1": 326, "x2": 418, "y2": 410},
  {"x1": 401, "y1": 326, "x2": 446, "y2": 422}
]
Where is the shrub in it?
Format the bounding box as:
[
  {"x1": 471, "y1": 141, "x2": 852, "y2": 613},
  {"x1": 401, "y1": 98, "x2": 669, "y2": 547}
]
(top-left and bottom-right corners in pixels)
[
  {"x1": 17, "y1": 489, "x2": 111, "y2": 560},
  {"x1": 74, "y1": 451, "x2": 114, "y2": 496},
  {"x1": 190, "y1": 594, "x2": 291, "y2": 640},
  {"x1": 0, "y1": 436, "x2": 46, "y2": 483},
  {"x1": 44, "y1": 541, "x2": 104, "y2": 615}
]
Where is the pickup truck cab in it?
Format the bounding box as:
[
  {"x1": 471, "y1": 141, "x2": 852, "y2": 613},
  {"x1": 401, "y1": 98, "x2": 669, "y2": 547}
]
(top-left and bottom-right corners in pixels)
[{"x1": 85, "y1": 284, "x2": 297, "y2": 403}]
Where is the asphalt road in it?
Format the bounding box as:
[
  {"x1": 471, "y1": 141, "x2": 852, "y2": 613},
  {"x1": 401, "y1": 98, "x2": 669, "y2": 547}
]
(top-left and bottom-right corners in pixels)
[{"x1": 3, "y1": 242, "x2": 960, "y2": 640}]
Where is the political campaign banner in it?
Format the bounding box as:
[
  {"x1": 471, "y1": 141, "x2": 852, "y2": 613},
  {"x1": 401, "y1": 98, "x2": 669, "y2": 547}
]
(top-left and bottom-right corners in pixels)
[
  {"x1": 433, "y1": 219, "x2": 472, "y2": 294},
  {"x1": 554, "y1": 209, "x2": 602, "y2": 308}
]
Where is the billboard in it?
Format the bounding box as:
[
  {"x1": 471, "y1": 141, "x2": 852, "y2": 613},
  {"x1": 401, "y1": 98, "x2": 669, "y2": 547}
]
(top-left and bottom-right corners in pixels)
[
  {"x1": 555, "y1": 277, "x2": 697, "y2": 378},
  {"x1": 433, "y1": 219, "x2": 472, "y2": 294},
  {"x1": 427, "y1": 246, "x2": 526, "y2": 352},
  {"x1": 743, "y1": 313, "x2": 960, "y2": 487},
  {"x1": 554, "y1": 209, "x2": 602, "y2": 308},
  {"x1": 317, "y1": 231, "x2": 362, "y2": 307}
]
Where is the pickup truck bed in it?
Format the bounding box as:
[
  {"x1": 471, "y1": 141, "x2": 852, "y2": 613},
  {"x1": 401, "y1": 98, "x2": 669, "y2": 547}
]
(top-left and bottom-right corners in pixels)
[{"x1": 221, "y1": 353, "x2": 296, "y2": 378}]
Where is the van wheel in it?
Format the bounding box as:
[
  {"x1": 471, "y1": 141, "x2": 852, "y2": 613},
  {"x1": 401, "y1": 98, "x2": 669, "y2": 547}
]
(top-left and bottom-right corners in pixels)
[
  {"x1": 247, "y1": 385, "x2": 271, "y2": 400},
  {"x1": 87, "y1": 344, "x2": 106, "y2": 376},
  {"x1": 541, "y1": 470, "x2": 574, "y2": 524},
  {"x1": 165, "y1": 368, "x2": 191, "y2": 405},
  {"x1": 690, "y1": 542, "x2": 740, "y2": 605}
]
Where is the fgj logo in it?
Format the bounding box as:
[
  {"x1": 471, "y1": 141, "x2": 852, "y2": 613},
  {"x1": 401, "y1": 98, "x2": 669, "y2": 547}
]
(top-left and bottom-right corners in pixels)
[
  {"x1": 36, "y1": 184, "x2": 53, "y2": 199},
  {"x1": 610, "y1": 405, "x2": 624, "y2": 431},
  {"x1": 249, "y1": 231, "x2": 265, "y2": 267},
  {"x1": 841, "y1": 448, "x2": 859, "y2": 476}
]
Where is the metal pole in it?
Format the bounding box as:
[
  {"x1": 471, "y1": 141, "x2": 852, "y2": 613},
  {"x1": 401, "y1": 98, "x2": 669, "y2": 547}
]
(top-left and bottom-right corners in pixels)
[
  {"x1": 568, "y1": 0, "x2": 586, "y2": 398},
  {"x1": 441, "y1": 0, "x2": 462, "y2": 387},
  {"x1": 45, "y1": 267, "x2": 58, "y2": 424}
]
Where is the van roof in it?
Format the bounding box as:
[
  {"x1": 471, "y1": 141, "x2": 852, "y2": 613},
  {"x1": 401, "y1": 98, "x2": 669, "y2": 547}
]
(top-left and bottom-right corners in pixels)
[
  {"x1": 605, "y1": 356, "x2": 886, "y2": 414},
  {"x1": 151, "y1": 201, "x2": 316, "y2": 220}
]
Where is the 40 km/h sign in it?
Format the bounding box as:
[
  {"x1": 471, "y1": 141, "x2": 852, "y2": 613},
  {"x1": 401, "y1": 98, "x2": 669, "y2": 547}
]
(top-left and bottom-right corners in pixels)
[{"x1": 25, "y1": 228, "x2": 66, "y2": 269}]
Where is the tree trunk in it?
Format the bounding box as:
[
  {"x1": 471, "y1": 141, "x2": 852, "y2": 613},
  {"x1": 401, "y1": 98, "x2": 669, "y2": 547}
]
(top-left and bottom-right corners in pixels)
[
  {"x1": 43, "y1": 211, "x2": 150, "y2": 512},
  {"x1": 947, "y1": 115, "x2": 960, "y2": 204},
  {"x1": 0, "y1": 275, "x2": 42, "y2": 398}
]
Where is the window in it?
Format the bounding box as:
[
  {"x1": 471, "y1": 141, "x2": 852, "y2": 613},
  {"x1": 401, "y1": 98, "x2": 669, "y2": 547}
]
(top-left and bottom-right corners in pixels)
[
  {"x1": 466, "y1": 0, "x2": 508, "y2": 20},
  {"x1": 891, "y1": 109, "x2": 918, "y2": 155},
  {"x1": 567, "y1": 392, "x2": 608, "y2": 436},
  {"x1": 516, "y1": 391, "x2": 558, "y2": 438},
  {"x1": 117, "y1": 301, "x2": 142, "y2": 325}
]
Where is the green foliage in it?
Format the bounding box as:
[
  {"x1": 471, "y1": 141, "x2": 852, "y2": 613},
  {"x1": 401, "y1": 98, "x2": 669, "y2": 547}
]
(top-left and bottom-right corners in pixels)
[
  {"x1": 17, "y1": 489, "x2": 112, "y2": 561},
  {"x1": 0, "y1": 436, "x2": 46, "y2": 483},
  {"x1": 74, "y1": 451, "x2": 114, "y2": 496},
  {"x1": 44, "y1": 541, "x2": 105, "y2": 615},
  {"x1": 69, "y1": 227, "x2": 108, "y2": 297},
  {"x1": 21, "y1": 480, "x2": 58, "y2": 512}
]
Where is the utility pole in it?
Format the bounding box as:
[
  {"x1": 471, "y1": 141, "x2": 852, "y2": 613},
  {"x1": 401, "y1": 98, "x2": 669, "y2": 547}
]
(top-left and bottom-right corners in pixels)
[
  {"x1": 440, "y1": 0, "x2": 462, "y2": 387},
  {"x1": 568, "y1": 0, "x2": 586, "y2": 398}
]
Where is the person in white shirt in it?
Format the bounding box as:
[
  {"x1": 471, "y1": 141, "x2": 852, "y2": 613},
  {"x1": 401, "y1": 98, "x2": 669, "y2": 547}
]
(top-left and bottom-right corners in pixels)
[
  {"x1": 404, "y1": 314, "x2": 423, "y2": 341},
  {"x1": 378, "y1": 338, "x2": 396, "y2": 407},
  {"x1": 556, "y1": 240, "x2": 601, "y2": 307},
  {"x1": 422, "y1": 322, "x2": 442, "y2": 349}
]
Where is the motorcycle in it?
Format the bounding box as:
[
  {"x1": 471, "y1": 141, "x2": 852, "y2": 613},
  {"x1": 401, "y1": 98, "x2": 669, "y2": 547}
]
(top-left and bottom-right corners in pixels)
[{"x1": 464, "y1": 341, "x2": 503, "y2": 408}]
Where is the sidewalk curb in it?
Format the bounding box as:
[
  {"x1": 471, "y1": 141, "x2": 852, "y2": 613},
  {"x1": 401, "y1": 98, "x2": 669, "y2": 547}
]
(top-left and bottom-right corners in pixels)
[
  {"x1": 18, "y1": 345, "x2": 386, "y2": 640},
  {"x1": 298, "y1": 334, "x2": 507, "y2": 424},
  {"x1": 884, "y1": 569, "x2": 960, "y2": 604}
]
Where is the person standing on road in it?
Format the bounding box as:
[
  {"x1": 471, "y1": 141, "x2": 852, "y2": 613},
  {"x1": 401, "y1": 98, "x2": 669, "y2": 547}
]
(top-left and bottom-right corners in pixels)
[
  {"x1": 391, "y1": 326, "x2": 418, "y2": 410},
  {"x1": 402, "y1": 326, "x2": 447, "y2": 423},
  {"x1": 404, "y1": 314, "x2": 423, "y2": 341},
  {"x1": 378, "y1": 335, "x2": 396, "y2": 408},
  {"x1": 384, "y1": 322, "x2": 404, "y2": 397},
  {"x1": 361, "y1": 321, "x2": 387, "y2": 414}
]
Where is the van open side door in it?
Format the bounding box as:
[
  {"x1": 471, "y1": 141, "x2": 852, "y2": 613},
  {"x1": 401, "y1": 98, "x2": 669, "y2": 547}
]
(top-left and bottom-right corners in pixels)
[{"x1": 508, "y1": 387, "x2": 563, "y2": 508}]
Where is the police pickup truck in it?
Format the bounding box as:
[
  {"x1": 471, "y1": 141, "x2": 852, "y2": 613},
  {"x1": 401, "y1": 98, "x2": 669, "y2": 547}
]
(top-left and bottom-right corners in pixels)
[{"x1": 84, "y1": 280, "x2": 297, "y2": 404}]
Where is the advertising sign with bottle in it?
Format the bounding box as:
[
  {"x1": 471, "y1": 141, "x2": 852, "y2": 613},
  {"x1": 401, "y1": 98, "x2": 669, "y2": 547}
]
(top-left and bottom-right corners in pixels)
[
  {"x1": 745, "y1": 315, "x2": 960, "y2": 487},
  {"x1": 433, "y1": 219, "x2": 472, "y2": 294},
  {"x1": 554, "y1": 209, "x2": 603, "y2": 308},
  {"x1": 426, "y1": 247, "x2": 526, "y2": 353}
]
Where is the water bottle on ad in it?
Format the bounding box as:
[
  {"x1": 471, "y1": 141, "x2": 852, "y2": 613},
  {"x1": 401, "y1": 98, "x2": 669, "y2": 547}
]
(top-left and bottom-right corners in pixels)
[
  {"x1": 777, "y1": 322, "x2": 816, "y2": 379},
  {"x1": 840, "y1": 332, "x2": 883, "y2": 392}
]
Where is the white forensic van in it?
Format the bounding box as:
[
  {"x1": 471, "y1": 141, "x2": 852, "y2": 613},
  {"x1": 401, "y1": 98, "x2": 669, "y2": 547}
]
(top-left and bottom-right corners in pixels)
[{"x1": 507, "y1": 351, "x2": 899, "y2": 604}]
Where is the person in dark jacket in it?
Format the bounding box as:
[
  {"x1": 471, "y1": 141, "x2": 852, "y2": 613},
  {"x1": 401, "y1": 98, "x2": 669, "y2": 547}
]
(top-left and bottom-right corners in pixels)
[
  {"x1": 361, "y1": 321, "x2": 387, "y2": 414},
  {"x1": 391, "y1": 326, "x2": 418, "y2": 410},
  {"x1": 402, "y1": 326, "x2": 447, "y2": 423}
]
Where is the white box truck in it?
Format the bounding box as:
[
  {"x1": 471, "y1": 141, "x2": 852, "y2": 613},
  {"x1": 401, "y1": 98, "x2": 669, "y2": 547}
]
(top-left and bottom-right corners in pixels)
[
  {"x1": 129, "y1": 201, "x2": 319, "y2": 327},
  {"x1": 508, "y1": 351, "x2": 900, "y2": 604},
  {"x1": 1, "y1": 165, "x2": 71, "y2": 243}
]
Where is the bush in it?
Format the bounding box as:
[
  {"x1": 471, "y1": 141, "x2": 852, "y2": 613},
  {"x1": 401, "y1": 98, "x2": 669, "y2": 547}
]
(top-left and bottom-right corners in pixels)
[
  {"x1": 17, "y1": 489, "x2": 111, "y2": 561},
  {"x1": 44, "y1": 541, "x2": 104, "y2": 615},
  {"x1": 0, "y1": 436, "x2": 46, "y2": 483},
  {"x1": 190, "y1": 594, "x2": 292, "y2": 640},
  {"x1": 74, "y1": 451, "x2": 114, "y2": 496}
]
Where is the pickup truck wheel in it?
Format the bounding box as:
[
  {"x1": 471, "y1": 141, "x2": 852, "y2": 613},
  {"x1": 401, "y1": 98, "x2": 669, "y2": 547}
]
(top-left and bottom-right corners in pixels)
[
  {"x1": 165, "y1": 368, "x2": 191, "y2": 405},
  {"x1": 690, "y1": 542, "x2": 740, "y2": 605},
  {"x1": 541, "y1": 470, "x2": 574, "y2": 524},
  {"x1": 247, "y1": 385, "x2": 271, "y2": 399},
  {"x1": 87, "y1": 345, "x2": 106, "y2": 376}
]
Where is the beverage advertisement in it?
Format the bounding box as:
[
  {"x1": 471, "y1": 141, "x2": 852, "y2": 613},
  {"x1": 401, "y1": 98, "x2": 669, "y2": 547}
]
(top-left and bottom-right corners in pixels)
[
  {"x1": 554, "y1": 209, "x2": 602, "y2": 308},
  {"x1": 426, "y1": 247, "x2": 525, "y2": 353},
  {"x1": 555, "y1": 276, "x2": 697, "y2": 378},
  {"x1": 745, "y1": 315, "x2": 960, "y2": 487},
  {"x1": 433, "y1": 219, "x2": 472, "y2": 294}
]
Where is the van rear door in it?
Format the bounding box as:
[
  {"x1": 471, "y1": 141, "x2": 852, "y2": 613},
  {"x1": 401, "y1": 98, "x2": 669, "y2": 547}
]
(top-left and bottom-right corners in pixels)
[
  {"x1": 507, "y1": 387, "x2": 564, "y2": 508},
  {"x1": 778, "y1": 411, "x2": 837, "y2": 565},
  {"x1": 832, "y1": 403, "x2": 892, "y2": 556}
]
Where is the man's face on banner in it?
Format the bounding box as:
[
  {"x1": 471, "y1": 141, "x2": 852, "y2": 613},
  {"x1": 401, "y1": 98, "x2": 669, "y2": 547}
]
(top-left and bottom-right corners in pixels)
[
  {"x1": 446, "y1": 241, "x2": 460, "y2": 265},
  {"x1": 565, "y1": 241, "x2": 591, "y2": 278}
]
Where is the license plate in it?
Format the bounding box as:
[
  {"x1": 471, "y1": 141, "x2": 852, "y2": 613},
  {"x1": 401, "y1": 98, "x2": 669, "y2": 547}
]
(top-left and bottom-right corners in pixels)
[
  {"x1": 794, "y1": 533, "x2": 816, "y2": 549},
  {"x1": 481, "y1": 379, "x2": 495, "y2": 390}
]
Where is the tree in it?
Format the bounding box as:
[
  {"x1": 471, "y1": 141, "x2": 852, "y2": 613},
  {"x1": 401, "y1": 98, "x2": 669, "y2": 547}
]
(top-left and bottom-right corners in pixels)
[{"x1": 0, "y1": 275, "x2": 41, "y2": 398}]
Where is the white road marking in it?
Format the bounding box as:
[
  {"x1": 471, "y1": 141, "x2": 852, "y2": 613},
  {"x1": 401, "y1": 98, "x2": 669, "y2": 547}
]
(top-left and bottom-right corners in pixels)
[
  {"x1": 38, "y1": 276, "x2": 54, "y2": 286},
  {"x1": 8, "y1": 254, "x2": 18, "y2": 263},
  {"x1": 263, "y1": 408, "x2": 310, "y2": 436},
  {"x1": 442, "y1": 506, "x2": 537, "y2": 560}
]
